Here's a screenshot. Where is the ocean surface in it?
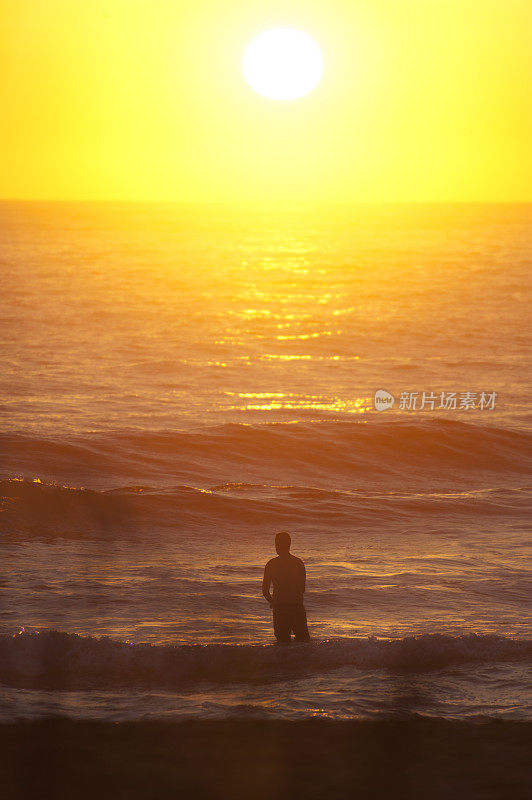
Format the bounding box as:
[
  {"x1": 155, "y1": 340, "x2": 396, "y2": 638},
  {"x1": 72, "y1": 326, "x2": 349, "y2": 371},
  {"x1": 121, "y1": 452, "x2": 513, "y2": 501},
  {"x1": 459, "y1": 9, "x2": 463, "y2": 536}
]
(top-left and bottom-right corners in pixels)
[{"x1": 0, "y1": 201, "x2": 530, "y2": 723}]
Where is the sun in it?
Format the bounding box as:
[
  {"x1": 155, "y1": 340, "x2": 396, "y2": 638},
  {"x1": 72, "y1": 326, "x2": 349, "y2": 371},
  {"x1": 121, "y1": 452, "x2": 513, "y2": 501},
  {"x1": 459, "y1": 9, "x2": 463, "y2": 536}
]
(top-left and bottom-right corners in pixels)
[{"x1": 243, "y1": 29, "x2": 323, "y2": 101}]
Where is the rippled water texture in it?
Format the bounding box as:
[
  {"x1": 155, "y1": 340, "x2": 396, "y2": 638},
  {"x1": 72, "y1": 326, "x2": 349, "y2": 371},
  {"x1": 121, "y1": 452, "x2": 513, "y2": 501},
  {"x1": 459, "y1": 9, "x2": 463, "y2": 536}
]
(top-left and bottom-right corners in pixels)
[{"x1": 1, "y1": 202, "x2": 530, "y2": 430}]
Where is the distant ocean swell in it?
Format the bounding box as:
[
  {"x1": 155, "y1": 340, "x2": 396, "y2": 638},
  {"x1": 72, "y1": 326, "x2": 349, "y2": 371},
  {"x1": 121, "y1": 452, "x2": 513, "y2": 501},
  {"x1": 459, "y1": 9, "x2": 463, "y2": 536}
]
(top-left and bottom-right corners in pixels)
[
  {"x1": 1, "y1": 419, "x2": 530, "y2": 491},
  {"x1": 1, "y1": 631, "x2": 530, "y2": 691}
]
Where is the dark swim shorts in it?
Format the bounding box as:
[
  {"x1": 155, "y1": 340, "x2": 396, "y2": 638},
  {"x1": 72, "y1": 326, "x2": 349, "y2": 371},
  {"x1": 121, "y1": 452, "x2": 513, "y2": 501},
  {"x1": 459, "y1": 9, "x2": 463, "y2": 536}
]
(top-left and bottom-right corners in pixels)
[{"x1": 272, "y1": 603, "x2": 310, "y2": 643}]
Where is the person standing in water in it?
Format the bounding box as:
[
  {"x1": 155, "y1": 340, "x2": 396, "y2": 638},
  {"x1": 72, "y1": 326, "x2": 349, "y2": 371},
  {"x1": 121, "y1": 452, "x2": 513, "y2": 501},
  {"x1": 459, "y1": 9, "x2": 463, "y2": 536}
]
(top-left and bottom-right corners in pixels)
[{"x1": 262, "y1": 531, "x2": 311, "y2": 643}]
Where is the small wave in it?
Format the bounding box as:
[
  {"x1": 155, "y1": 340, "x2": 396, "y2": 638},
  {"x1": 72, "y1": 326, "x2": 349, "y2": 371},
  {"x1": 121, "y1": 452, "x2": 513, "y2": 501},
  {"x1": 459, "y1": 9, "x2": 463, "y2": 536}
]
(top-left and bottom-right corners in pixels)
[
  {"x1": 1, "y1": 630, "x2": 530, "y2": 691},
  {"x1": 1, "y1": 478, "x2": 530, "y2": 536}
]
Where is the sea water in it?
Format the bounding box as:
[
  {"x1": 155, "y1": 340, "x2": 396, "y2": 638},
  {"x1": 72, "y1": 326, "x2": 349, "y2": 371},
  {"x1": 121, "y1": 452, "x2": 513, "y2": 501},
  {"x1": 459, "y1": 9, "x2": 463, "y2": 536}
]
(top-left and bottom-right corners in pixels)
[{"x1": 0, "y1": 201, "x2": 530, "y2": 721}]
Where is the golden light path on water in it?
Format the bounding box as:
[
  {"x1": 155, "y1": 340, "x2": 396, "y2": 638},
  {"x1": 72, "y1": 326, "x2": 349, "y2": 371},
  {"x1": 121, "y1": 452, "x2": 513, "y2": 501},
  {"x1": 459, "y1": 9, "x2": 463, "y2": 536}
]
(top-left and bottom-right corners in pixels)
[
  {"x1": 137, "y1": 212, "x2": 364, "y2": 417},
  {"x1": 224, "y1": 392, "x2": 372, "y2": 414},
  {"x1": 191, "y1": 228, "x2": 376, "y2": 419}
]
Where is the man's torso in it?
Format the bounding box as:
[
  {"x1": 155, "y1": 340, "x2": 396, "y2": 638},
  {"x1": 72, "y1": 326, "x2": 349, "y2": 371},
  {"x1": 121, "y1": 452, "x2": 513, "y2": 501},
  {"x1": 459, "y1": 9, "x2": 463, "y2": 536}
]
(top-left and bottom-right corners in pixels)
[{"x1": 266, "y1": 554, "x2": 305, "y2": 606}]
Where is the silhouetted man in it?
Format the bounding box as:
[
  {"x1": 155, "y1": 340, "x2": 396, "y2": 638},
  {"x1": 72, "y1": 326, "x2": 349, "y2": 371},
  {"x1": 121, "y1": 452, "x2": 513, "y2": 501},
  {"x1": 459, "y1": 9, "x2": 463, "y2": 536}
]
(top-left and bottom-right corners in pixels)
[{"x1": 262, "y1": 531, "x2": 310, "y2": 643}]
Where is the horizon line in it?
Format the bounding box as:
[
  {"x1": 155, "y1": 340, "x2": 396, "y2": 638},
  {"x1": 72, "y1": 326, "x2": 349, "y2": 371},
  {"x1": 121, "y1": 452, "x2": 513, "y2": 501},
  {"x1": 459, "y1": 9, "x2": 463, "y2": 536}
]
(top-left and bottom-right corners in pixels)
[{"x1": 1, "y1": 197, "x2": 531, "y2": 206}]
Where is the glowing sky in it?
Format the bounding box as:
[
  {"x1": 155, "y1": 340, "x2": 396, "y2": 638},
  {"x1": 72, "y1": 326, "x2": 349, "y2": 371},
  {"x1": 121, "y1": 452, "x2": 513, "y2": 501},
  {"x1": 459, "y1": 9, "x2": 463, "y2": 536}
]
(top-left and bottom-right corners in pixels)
[{"x1": 1, "y1": 0, "x2": 531, "y2": 202}]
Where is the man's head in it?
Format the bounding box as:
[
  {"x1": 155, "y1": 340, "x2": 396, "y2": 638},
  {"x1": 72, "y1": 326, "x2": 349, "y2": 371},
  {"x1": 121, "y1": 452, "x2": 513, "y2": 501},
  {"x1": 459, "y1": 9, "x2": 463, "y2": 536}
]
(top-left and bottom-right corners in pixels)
[{"x1": 275, "y1": 530, "x2": 291, "y2": 555}]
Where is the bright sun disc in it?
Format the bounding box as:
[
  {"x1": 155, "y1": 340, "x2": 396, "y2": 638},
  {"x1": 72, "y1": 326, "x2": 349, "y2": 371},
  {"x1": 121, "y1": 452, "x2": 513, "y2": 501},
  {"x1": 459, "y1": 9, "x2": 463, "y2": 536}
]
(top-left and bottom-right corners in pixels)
[{"x1": 243, "y1": 28, "x2": 323, "y2": 101}]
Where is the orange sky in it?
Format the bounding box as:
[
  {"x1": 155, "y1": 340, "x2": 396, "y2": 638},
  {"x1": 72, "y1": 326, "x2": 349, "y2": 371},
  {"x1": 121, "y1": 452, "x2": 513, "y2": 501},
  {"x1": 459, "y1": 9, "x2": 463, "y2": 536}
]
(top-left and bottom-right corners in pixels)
[{"x1": 1, "y1": 0, "x2": 531, "y2": 202}]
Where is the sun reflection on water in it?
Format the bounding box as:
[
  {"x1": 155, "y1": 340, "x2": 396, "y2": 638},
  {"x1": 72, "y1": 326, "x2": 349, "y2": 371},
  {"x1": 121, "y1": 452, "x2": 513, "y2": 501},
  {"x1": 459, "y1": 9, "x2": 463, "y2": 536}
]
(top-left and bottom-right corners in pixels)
[{"x1": 223, "y1": 392, "x2": 372, "y2": 414}]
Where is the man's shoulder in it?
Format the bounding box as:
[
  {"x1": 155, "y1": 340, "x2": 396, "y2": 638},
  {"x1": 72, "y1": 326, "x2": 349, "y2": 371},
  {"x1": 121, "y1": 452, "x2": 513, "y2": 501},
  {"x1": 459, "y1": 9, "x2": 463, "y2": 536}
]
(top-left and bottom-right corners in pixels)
[
  {"x1": 265, "y1": 557, "x2": 279, "y2": 569},
  {"x1": 290, "y1": 555, "x2": 305, "y2": 567}
]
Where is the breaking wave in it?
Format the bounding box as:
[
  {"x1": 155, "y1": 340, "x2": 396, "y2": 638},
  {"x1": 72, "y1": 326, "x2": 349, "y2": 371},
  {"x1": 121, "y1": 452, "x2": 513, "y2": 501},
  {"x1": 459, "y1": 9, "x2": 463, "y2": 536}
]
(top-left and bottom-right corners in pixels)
[{"x1": 1, "y1": 630, "x2": 530, "y2": 691}]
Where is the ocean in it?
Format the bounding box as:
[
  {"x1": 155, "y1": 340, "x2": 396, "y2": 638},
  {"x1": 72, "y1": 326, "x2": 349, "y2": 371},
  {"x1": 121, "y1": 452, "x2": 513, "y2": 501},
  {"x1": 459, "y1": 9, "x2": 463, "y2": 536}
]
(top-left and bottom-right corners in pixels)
[{"x1": 0, "y1": 201, "x2": 531, "y2": 724}]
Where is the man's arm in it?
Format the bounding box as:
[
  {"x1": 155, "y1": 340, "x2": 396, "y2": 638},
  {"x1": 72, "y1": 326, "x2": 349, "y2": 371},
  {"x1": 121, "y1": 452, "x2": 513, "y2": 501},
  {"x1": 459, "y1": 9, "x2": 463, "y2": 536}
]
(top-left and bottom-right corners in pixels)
[
  {"x1": 300, "y1": 561, "x2": 306, "y2": 594},
  {"x1": 262, "y1": 563, "x2": 273, "y2": 606}
]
